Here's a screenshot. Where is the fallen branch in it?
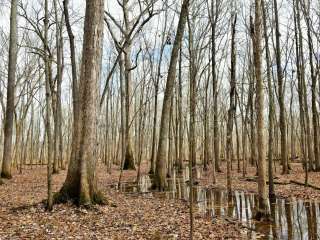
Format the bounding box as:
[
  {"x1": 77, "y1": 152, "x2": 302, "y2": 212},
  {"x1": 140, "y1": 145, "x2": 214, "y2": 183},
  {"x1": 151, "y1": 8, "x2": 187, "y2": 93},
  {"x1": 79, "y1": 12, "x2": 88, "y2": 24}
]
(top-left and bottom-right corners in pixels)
[
  {"x1": 290, "y1": 180, "x2": 320, "y2": 191},
  {"x1": 240, "y1": 177, "x2": 288, "y2": 185}
]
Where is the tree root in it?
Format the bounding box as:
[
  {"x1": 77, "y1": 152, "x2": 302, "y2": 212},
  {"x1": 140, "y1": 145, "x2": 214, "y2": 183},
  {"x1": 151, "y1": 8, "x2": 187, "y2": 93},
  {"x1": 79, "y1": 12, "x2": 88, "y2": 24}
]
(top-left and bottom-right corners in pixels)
[{"x1": 53, "y1": 189, "x2": 110, "y2": 207}]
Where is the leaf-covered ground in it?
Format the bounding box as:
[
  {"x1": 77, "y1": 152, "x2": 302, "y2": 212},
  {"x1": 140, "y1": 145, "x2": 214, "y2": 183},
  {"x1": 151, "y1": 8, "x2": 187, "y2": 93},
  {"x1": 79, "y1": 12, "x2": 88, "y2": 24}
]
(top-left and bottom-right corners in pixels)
[
  {"x1": 200, "y1": 161, "x2": 320, "y2": 200},
  {"x1": 0, "y1": 164, "x2": 243, "y2": 240},
  {"x1": 1, "y1": 161, "x2": 319, "y2": 239}
]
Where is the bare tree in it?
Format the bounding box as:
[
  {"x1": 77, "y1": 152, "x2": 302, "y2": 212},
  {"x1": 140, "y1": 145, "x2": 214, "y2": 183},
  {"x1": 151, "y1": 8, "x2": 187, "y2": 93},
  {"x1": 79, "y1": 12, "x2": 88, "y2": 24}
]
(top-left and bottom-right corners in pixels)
[
  {"x1": 252, "y1": 0, "x2": 269, "y2": 219},
  {"x1": 1, "y1": 0, "x2": 18, "y2": 180},
  {"x1": 226, "y1": 12, "x2": 237, "y2": 194},
  {"x1": 153, "y1": 0, "x2": 190, "y2": 190},
  {"x1": 55, "y1": 0, "x2": 105, "y2": 205}
]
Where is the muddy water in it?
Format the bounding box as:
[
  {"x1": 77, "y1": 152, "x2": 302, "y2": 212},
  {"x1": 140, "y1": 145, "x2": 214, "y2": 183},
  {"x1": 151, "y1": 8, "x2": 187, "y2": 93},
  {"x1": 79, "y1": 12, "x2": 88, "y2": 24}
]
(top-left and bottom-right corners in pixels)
[{"x1": 115, "y1": 174, "x2": 320, "y2": 240}]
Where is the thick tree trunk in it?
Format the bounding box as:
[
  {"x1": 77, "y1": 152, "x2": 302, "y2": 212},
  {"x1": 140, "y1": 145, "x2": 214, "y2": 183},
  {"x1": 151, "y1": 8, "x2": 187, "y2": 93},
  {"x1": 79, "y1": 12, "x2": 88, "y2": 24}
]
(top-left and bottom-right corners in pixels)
[
  {"x1": 1, "y1": 0, "x2": 18, "y2": 179},
  {"x1": 153, "y1": 0, "x2": 190, "y2": 190},
  {"x1": 56, "y1": 0, "x2": 104, "y2": 205}
]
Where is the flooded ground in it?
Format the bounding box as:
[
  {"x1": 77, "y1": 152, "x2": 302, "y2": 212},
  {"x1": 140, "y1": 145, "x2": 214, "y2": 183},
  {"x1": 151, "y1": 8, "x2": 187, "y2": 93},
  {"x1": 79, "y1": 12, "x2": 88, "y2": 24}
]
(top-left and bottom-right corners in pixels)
[{"x1": 114, "y1": 172, "x2": 320, "y2": 240}]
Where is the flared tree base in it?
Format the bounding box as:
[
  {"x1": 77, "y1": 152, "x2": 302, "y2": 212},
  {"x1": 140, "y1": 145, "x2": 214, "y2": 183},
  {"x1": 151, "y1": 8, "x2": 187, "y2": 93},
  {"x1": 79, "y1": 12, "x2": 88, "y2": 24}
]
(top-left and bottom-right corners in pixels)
[
  {"x1": 53, "y1": 185, "x2": 107, "y2": 207},
  {"x1": 1, "y1": 172, "x2": 12, "y2": 179},
  {"x1": 151, "y1": 175, "x2": 167, "y2": 191},
  {"x1": 123, "y1": 151, "x2": 136, "y2": 170},
  {"x1": 254, "y1": 210, "x2": 272, "y2": 222}
]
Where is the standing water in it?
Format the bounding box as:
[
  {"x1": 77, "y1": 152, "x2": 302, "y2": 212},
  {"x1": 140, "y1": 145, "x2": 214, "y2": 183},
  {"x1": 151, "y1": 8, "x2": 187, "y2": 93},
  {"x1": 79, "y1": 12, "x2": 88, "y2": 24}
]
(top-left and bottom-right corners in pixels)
[{"x1": 114, "y1": 173, "x2": 320, "y2": 240}]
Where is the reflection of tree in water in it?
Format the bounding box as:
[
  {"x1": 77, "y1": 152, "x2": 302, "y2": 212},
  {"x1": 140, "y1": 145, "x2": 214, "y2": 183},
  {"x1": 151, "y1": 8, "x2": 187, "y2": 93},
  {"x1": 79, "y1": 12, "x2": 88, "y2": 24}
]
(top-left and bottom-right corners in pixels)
[
  {"x1": 120, "y1": 176, "x2": 320, "y2": 240},
  {"x1": 285, "y1": 199, "x2": 293, "y2": 239}
]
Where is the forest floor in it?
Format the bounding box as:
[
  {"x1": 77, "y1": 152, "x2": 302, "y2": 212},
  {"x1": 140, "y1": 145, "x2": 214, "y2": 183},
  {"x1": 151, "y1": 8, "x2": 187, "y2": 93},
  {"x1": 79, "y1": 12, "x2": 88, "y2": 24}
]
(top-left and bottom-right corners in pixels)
[
  {"x1": 200, "y1": 161, "x2": 320, "y2": 200},
  {"x1": 0, "y1": 161, "x2": 319, "y2": 239},
  {"x1": 0, "y1": 163, "x2": 242, "y2": 240}
]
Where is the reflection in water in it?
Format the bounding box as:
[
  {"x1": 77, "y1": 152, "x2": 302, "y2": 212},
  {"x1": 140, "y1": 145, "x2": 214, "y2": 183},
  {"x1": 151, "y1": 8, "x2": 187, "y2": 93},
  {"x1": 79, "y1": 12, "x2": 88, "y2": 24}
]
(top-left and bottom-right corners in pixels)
[{"x1": 115, "y1": 174, "x2": 320, "y2": 240}]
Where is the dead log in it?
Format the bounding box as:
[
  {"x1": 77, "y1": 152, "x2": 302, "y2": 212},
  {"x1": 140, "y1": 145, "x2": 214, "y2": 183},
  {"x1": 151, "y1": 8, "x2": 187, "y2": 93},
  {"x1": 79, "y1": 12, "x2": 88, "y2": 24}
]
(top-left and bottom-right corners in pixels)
[{"x1": 290, "y1": 180, "x2": 320, "y2": 191}]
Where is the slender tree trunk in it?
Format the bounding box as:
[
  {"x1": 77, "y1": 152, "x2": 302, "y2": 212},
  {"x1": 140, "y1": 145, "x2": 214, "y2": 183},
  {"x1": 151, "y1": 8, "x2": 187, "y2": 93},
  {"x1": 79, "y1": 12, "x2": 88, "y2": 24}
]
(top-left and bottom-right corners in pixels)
[
  {"x1": 149, "y1": 19, "x2": 167, "y2": 175},
  {"x1": 187, "y1": 14, "x2": 195, "y2": 240},
  {"x1": 60, "y1": 0, "x2": 81, "y2": 196},
  {"x1": 273, "y1": 0, "x2": 288, "y2": 175},
  {"x1": 226, "y1": 13, "x2": 237, "y2": 195},
  {"x1": 252, "y1": 0, "x2": 270, "y2": 218},
  {"x1": 262, "y1": 0, "x2": 275, "y2": 199},
  {"x1": 53, "y1": 0, "x2": 63, "y2": 174},
  {"x1": 122, "y1": 0, "x2": 135, "y2": 170},
  {"x1": 305, "y1": 5, "x2": 320, "y2": 171},
  {"x1": 44, "y1": 0, "x2": 53, "y2": 211},
  {"x1": 153, "y1": 0, "x2": 190, "y2": 190},
  {"x1": 211, "y1": 0, "x2": 221, "y2": 173},
  {"x1": 178, "y1": 45, "x2": 184, "y2": 173},
  {"x1": 1, "y1": 0, "x2": 18, "y2": 179},
  {"x1": 294, "y1": 0, "x2": 310, "y2": 183}
]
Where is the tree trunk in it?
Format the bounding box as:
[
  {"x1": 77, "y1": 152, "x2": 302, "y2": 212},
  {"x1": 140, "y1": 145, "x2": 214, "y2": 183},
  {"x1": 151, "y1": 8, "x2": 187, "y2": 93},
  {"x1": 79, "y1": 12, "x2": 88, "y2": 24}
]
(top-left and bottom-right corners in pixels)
[
  {"x1": 252, "y1": 0, "x2": 270, "y2": 218},
  {"x1": 178, "y1": 45, "x2": 184, "y2": 173},
  {"x1": 273, "y1": 0, "x2": 288, "y2": 175},
  {"x1": 56, "y1": 0, "x2": 104, "y2": 205},
  {"x1": 211, "y1": 0, "x2": 221, "y2": 173},
  {"x1": 122, "y1": 0, "x2": 135, "y2": 170},
  {"x1": 226, "y1": 13, "x2": 237, "y2": 194},
  {"x1": 304, "y1": 5, "x2": 320, "y2": 171},
  {"x1": 60, "y1": 0, "x2": 81, "y2": 196},
  {"x1": 1, "y1": 0, "x2": 18, "y2": 179},
  {"x1": 44, "y1": 0, "x2": 53, "y2": 211},
  {"x1": 153, "y1": 0, "x2": 190, "y2": 190},
  {"x1": 261, "y1": 0, "x2": 275, "y2": 199}
]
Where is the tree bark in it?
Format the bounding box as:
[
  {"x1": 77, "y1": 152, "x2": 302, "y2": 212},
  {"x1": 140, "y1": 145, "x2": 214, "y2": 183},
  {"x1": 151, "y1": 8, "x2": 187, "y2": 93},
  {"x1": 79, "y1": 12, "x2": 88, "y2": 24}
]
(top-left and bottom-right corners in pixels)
[
  {"x1": 261, "y1": 0, "x2": 275, "y2": 199},
  {"x1": 211, "y1": 0, "x2": 221, "y2": 173},
  {"x1": 1, "y1": 0, "x2": 18, "y2": 179},
  {"x1": 226, "y1": 13, "x2": 237, "y2": 194},
  {"x1": 252, "y1": 0, "x2": 270, "y2": 218},
  {"x1": 56, "y1": 0, "x2": 105, "y2": 205},
  {"x1": 153, "y1": 0, "x2": 190, "y2": 190},
  {"x1": 44, "y1": 0, "x2": 53, "y2": 211},
  {"x1": 122, "y1": 0, "x2": 135, "y2": 170},
  {"x1": 273, "y1": 0, "x2": 288, "y2": 175}
]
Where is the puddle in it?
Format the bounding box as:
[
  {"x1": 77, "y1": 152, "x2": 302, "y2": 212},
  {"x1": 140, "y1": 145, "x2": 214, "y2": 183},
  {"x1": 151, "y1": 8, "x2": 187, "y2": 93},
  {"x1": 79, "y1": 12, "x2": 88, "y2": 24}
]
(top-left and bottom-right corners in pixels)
[{"x1": 114, "y1": 173, "x2": 320, "y2": 240}]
